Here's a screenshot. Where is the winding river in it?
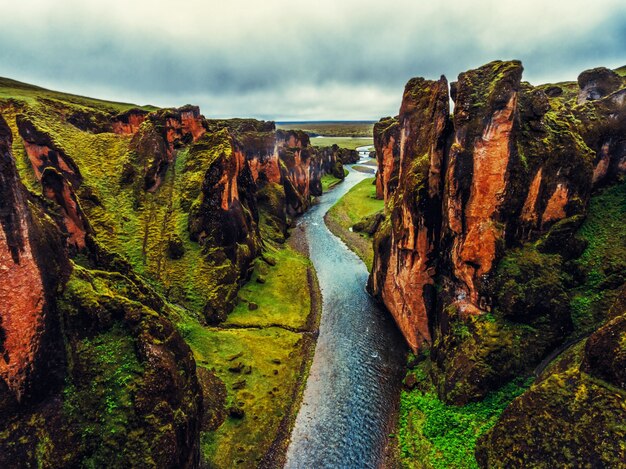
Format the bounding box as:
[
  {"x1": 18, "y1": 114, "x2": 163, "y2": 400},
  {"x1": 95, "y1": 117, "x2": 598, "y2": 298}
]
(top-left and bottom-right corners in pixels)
[{"x1": 284, "y1": 155, "x2": 406, "y2": 468}]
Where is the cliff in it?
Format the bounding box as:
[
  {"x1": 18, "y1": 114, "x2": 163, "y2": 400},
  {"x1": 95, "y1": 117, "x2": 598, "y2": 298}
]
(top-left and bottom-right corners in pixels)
[
  {"x1": 370, "y1": 61, "x2": 626, "y2": 466},
  {"x1": 0, "y1": 78, "x2": 340, "y2": 467}
]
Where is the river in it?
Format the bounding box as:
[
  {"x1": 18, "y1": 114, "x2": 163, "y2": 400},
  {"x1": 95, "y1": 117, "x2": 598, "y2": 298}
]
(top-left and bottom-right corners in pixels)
[{"x1": 284, "y1": 156, "x2": 406, "y2": 468}]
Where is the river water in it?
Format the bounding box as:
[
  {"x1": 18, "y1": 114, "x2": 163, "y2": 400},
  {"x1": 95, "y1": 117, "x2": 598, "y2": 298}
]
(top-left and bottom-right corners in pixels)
[{"x1": 284, "y1": 156, "x2": 406, "y2": 468}]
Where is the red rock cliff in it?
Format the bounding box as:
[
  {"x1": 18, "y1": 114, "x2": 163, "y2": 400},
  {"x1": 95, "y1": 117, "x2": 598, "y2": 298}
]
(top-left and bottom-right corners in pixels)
[
  {"x1": 370, "y1": 60, "x2": 612, "y2": 357},
  {"x1": 369, "y1": 76, "x2": 450, "y2": 351},
  {"x1": 0, "y1": 115, "x2": 69, "y2": 404}
]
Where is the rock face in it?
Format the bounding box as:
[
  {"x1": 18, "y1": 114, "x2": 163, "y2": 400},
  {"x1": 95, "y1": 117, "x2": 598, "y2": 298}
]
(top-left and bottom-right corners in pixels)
[
  {"x1": 17, "y1": 115, "x2": 82, "y2": 187},
  {"x1": 112, "y1": 108, "x2": 149, "y2": 134},
  {"x1": 371, "y1": 60, "x2": 626, "y2": 466},
  {"x1": 373, "y1": 116, "x2": 400, "y2": 200},
  {"x1": 0, "y1": 77, "x2": 343, "y2": 466},
  {"x1": 577, "y1": 67, "x2": 623, "y2": 103},
  {"x1": 0, "y1": 115, "x2": 69, "y2": 405},
  {"x1": 276, "y1": 130, "x2": 316, "y2": 214},
  {"x1": 1, "y1": 110, "x2": 204, "y2": 467},
  {"x1": 369, "y1": 76, "x2": 449, "y2": 351},
  {"x1": 370, "y1": 60, "x2": 615, "y2": 354},
  {"x1": 188, "y1": 130, "x2": 261, "y2": 262}
]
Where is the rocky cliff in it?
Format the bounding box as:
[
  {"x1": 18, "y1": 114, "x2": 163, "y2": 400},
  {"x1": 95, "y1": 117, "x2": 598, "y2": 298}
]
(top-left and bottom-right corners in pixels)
[
  {"x1": 370, "y1": 61, "x2": 626, "y2": 466},
  {"x1": 0, "y1": 78, "x2": 341, "y2": 467}
]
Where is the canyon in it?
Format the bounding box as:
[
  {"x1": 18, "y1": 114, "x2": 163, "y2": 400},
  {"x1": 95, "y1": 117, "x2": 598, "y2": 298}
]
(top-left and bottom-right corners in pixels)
[
  {"x1": 0, "y1": 77, "x2": 357, "y2": 467},
  {"x1": 0, "y1": 58, "x2": 625, "y2": 469}
]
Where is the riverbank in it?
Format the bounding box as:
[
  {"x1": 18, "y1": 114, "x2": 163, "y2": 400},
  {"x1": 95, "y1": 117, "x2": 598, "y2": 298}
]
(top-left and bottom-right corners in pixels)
[
  {"x1": 258, "y1": 226, "x2": 323, "y2": 468},
  {"x1": 176, "y1": 231, "x2": 322, "y2": 467},
  {"x1": 285, "y1": 168, "x2": 406, "y2": 468},
  {"x1": 324, "y1": 176, "x2": 383, "y2": 271}
]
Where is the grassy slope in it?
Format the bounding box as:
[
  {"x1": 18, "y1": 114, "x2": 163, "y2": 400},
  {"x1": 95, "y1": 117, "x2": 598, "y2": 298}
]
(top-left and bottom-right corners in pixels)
[
  {"x1": 276, "y1": 121, "x2": 374, "y2": 137},
  {"x1": 321, "y1": 173, "x2": 343, "y2": 192},
  {"x1": 310, "y1": 137, "x2": 373, "y2": 150},
  {"x1": 182, "y1": 241, "x2": 318, "y2": 468},
  {"x1": 0, "y1": 76, "x2": 156, "y2": 112},
  {"x1": 325, "y1": 177, "x2": 383, "y2": 270},
  {"x1": 0, "y1": 78, "x2": 317, "y2": 467},
  {"x1": 398, "y1": 357, "x2": 530, "y2": 469},
  {"x1": 225, "y1": 244, "x2": 311, "y2": 329}
]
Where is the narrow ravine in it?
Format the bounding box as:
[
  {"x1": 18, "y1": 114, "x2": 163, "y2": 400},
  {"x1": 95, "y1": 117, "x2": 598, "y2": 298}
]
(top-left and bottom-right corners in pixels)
[{"x1": 285, "y1": 160, "x2": 406, "y2": 468}]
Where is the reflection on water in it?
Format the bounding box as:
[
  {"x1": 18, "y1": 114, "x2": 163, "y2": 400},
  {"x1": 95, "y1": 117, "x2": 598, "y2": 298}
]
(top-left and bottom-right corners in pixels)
[{"x1": 284, "y1": 168, "x2": 406, "y2": 469}]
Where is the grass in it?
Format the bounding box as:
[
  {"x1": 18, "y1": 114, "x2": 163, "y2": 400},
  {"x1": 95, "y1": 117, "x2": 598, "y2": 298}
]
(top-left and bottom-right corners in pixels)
[
  {"x1": 352, "y1": 164, "x2": 376, "y2": 174},
  {"x1": 189, "y1": 325, "x2": 307, "y2": 468},
  {"x1": 0, "y1": 76, "x2": 155, "y2": 113},
  {"x1": 65, "y1": 325, "x2": 145, "y2": 465},
  {"x1": 321, "y1": 173, "x2": 344, "y2": 192},
  {"x1": 309, "y1": 137, "x2": 373, "y2": 150},
  {"x1": 175, "y1": 240, "x2": 318, "y2": 467},
  {"x1": 276, "y1": 121, "x2": 374, "y2": 137},
  {"x1": 325, "y1": 177, "x2": 383, "y2": 270},
  {"x1": 225, "y1": 244, "x2": 312, "y2": 329},
  {"x1": 398, "y1": 364, "x2": 531, "y2": 469}
]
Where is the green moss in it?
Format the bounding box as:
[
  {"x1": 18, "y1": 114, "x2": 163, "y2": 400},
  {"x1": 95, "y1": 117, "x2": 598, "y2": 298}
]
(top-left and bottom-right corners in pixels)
[
  {"x1": 54, "y1": 263, "x2": 203, "y2": 468},
  {"x1": 325, "y1": 177, "x2": 384, "y2": 270},
  {"x1": 63, "y1": 324, "x2": 145, "y2": 466},
  {"x1": 179, "y1": 130, "x2": 231, "y2": 211},
  {"x1": 321, "y1": 173, "x2": 343, "y2": 192},
  {"x1": 493, "y1": 245, "x2": 570, "y2": 323},
  {"x1": 398, "y1": 358, "x2": 530, "y2": 469},
  {"x1": 225, "y1": 244, "x2": 312, "y2": 329},
  {"x1": 571, "y1": 182, "x2": 626, "y2": 334},
  {"x1": 430, "y1": 241, "x2": 573, "y2": 405},
  {"x1": 476, "y1": 342, "x2": 626, "y2": 467}
]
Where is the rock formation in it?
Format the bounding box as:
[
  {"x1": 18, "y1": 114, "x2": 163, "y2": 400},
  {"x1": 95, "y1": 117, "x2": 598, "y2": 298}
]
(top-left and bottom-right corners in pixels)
[
  {"x1": 370, "y1": 61, "x2": 626, "y2": 466},
  {"x1": 0, "y1": 115, "x2": 69, "y2": 406},
  {"x1": 369, "y1": 76, "x2": 449, "y2": 351},
  {"x1": 0, "y1": 78, "x2": 343, "y2": 467}
]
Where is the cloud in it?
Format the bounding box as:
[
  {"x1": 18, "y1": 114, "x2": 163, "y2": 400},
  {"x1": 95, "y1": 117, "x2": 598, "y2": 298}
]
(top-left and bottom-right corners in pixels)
[{"x1": 0, "y1": 0, "x2": 624, "y2": 119}]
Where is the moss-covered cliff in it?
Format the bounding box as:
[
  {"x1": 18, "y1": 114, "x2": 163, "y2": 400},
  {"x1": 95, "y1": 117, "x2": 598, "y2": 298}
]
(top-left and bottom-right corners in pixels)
[
  {"x1": 0, "y1": 77, "x2": 332, "y2": 467},
  {"x1": 370, "y1": 61, "x2": 626, "y2": 467}
]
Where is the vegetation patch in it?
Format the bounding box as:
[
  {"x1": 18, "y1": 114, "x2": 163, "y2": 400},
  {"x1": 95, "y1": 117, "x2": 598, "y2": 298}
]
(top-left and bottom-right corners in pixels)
[
  {"x1": 325, "y1": 177, "x2": 384, "y2": 270},
  {"x1": 225, "y1": 244, "x2": 312, "y2": 329},
  {"x1": 570, "y1": 182, "x2": 626, "y2": 334},
  {"x1": 398, "y1": 358, "x2": 531, "y2": 469},
  {"x1": 309, "y1": 137, "x2": 373, "y2": 150},
  {"x1": 276, "y1": 121, "x2": 374, "y2": 138},
  {"x1": 173, "y1": 237, "x2": 318, "y2": 467},
  {"x1": 321, "y1": 173, "x2": 344, "y2": 192}
]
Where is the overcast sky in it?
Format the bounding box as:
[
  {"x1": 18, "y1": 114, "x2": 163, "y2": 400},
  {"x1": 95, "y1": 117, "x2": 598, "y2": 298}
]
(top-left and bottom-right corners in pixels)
[{"x1": 1, "y1": 0, "x2": 625, "y2": 120}]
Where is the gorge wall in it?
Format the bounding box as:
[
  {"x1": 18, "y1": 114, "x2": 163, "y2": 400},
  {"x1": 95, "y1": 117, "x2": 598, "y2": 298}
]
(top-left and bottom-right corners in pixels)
[
  {"x1": 370, "y1": 61, "x2": 626, "y2": 466},
  {"x1": 0, "y1": 78, "x2": 348, "y2": 467}
]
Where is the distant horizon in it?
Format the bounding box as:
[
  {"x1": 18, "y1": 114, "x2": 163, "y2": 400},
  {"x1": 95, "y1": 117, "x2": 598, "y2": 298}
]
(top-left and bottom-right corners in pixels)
[
  {"x1": 4, "y1": 63, "x2": 626, "y2": 123},
  {"x1": 1, "y1": 0, "x2": 625, "y2": 120}
]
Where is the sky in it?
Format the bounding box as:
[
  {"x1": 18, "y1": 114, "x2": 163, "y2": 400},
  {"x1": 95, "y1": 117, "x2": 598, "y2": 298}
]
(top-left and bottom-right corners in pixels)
[{"x1": 1, "y1": 0, "x2": 625, "y2": 120}]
